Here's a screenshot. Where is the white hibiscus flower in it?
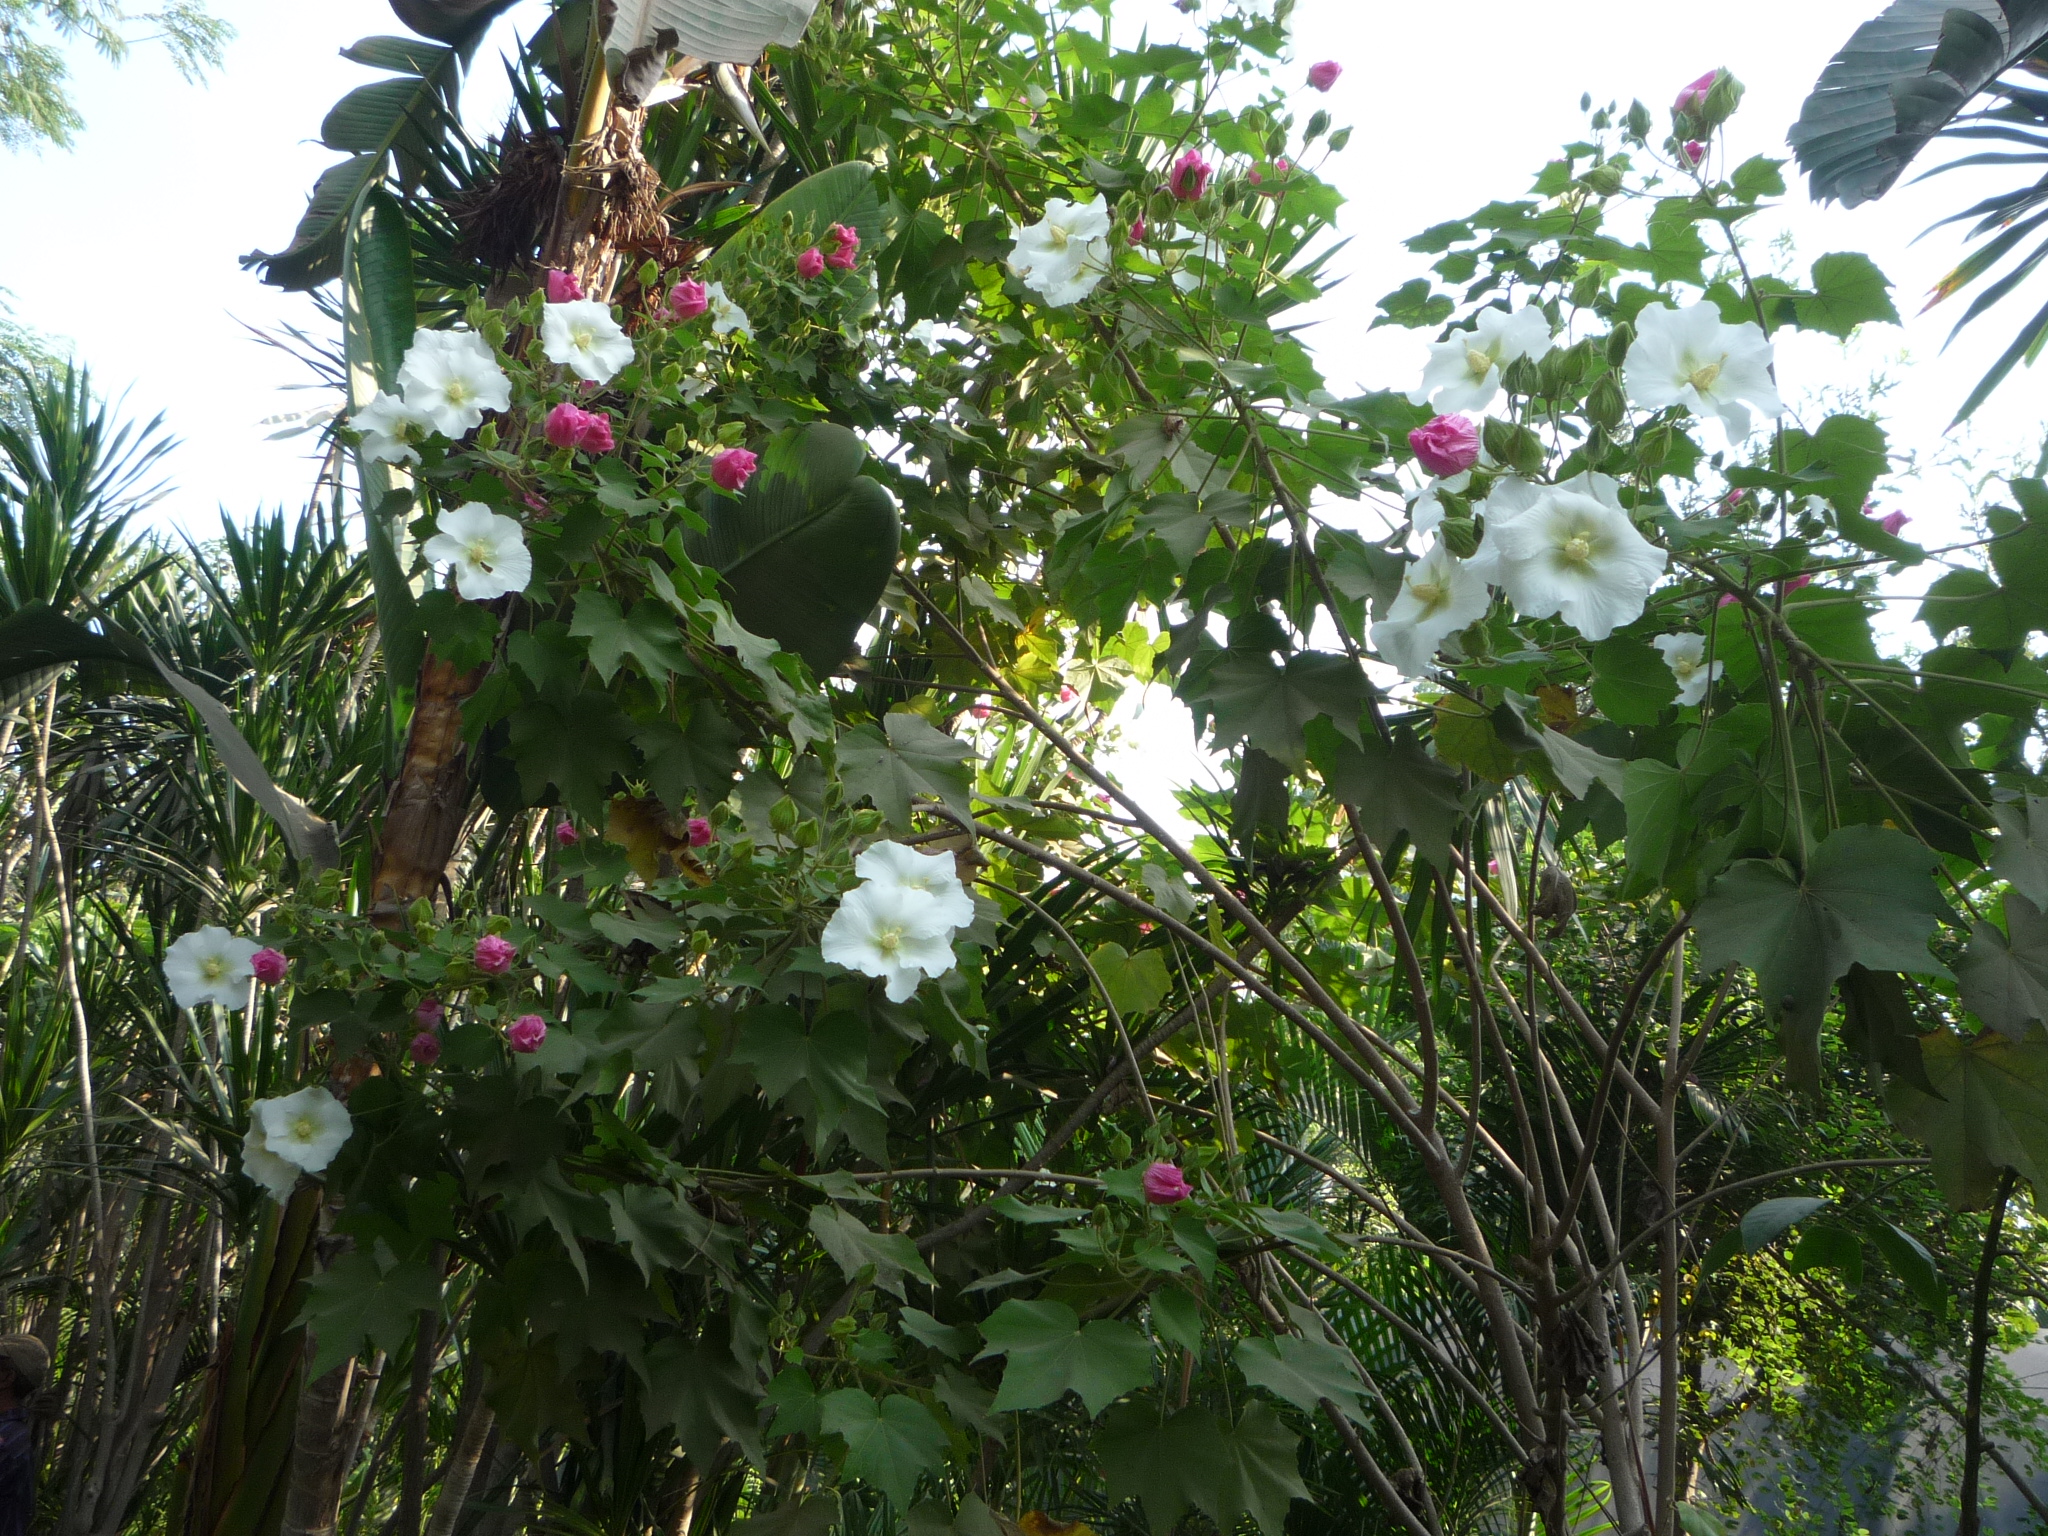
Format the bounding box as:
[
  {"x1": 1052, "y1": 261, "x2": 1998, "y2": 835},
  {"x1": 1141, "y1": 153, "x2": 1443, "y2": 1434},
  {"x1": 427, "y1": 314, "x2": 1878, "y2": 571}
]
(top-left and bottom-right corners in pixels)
[
  {"x1": 1653, "y1": 632, "x2": 1724, "y2": 706},
  {"x1": 821, "y1": 880, "x2": 959, "y2": 1002},
  {"x1": 1009, "y1": 196, "x2": 1113, "y2": 307},
  {"x1": 1488, "y1": 478, "x2": 1668, "y2": 641},
  {"x1": 704, "y1": 282, "x2": 754, "y2": 340},
  {"x1": 254, "y1": 1087, "x2": 353, "y2": 1175},
  {"x1": 421, "y1": 503, "x2": 532, "y2": 601},
  {"x1": 1623, "y1": 301, "x2": 1782, "y2": 443},
  {"x1": 352, "y1": 391, "x2": 433, "y2": 465},
  {"x1": 240, "y1": 1122, "x2": 301, "y2": 1202},
  {"x1": 164, "y1": 927, "x2": 262, "y2": 1010},
  {"x1": 1411, "y1": 306, "x2": 1555, "y2": 413},
  {"x1": 396, "y1": 329, "x2": 511, "y2": 438},
  {"x1": 855, "y1": 841, "x2": 975, "y2": 930},
  {"x1": 540, "y1": 299, "x2": 636, "y2": 384},
  {"x1": 1370, "y1": 541, "x2": 1494, "y2": 677}
]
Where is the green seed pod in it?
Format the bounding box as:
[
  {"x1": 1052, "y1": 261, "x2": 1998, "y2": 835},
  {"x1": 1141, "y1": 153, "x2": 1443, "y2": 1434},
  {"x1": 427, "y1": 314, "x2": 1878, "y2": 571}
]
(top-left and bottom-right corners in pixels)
[
  {"x1": 475, "y1": 420, "x2": 499, "y2": 451},
  {"x1": 639, "y1": 258, "x2": 661, "y2": 289},
  {"x1": 1305, "y1": 109, "x2": 1330, "y2": 141},
  {"x1": 769, "y1": 796, "x2": 801, "y2": 835},
  {"x1": 481, "y1": 315, "x2": 508, "y2": 350},
  {"x1": 1328, "y1": 126, "x2": 1352, "y2": 151},
  {"x1": 792, "y1": 817, "x2": 821, "y2": 848},
  {"x1": 1605, "y1": 321, "x2": 1634, "y2": 366},
  {"x1": 1456, "y1": 618, "x2": 1493, "y2": 659},
  {"x1": 850, "y1": 807, "x2": 885, "y2": 836},
  {"x1": 1500, "y1": 354, "x2": 1541, "y2": 398}
]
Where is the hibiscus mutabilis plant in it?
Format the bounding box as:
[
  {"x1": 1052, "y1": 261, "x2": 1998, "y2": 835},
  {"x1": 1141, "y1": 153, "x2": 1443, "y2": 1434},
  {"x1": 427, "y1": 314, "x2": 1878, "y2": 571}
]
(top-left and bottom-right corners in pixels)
[{"x1": 176, "y1": 3, "x2": 2048, "y2": 1534}]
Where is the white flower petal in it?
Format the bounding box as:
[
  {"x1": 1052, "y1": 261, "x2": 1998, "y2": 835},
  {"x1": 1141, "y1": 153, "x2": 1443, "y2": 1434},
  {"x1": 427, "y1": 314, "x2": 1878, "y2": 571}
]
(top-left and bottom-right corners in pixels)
[
  {"x1": 541, "y1": 299, "x2": 636, "y2": 384},
  {"x1": 423, "y1": 503, "x2": 531, "y2": 601},
  {"x1": 1652, "y1": 632, "x2": 1723, "y2": 707},
  {"x1": 164, "y1": 927, "x2": 262, "y2": 1010},
  {"x1": 1624, "y1": 302, "x2": 1780, "y2": 444},
  {"x1": 254, "y1": 1086, "x2": 353, "y2": 1175},
  {"x1": 241, "y1": 1123, "x2": 301, "y2": 1203},
  {"x1": 1010, "y1": 197, "x2": 1113, "y2": 307},
  {"x1": 397, "y1": 329, "x2": 511, "y2": 438},
  {"x1": 854, "y1": 842, "x2": 976, "y2": 930},
  {"x1": 1370, "y1": 542, "x2": 1492, "y2": 677},
  {"x1": 821, "y1": 879, "x2": 959, "y2": 998},
  {"x1": 1490, "y1": 479, "x2": 1667, "y2": 641}
]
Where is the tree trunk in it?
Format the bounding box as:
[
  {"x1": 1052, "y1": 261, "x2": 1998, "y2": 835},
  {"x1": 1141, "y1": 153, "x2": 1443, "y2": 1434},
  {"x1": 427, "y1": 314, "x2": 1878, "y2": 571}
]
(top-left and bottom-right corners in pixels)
[
  {"x1": 422, "y1": 1380, "x2": 494, "y2": 1536},
  {"x1": 368, "y1": 653, "x2": 484, "y2": 926},
  {"x1": 280, "y1": 1353, "x2": 359, "y2": 1536}
]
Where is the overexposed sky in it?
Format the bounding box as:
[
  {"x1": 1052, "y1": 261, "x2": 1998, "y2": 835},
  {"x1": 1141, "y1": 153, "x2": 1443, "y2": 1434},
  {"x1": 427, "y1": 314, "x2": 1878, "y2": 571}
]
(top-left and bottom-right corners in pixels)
[{"x1": 2, "y1": 0, "x2": 2040, "y2": 531}]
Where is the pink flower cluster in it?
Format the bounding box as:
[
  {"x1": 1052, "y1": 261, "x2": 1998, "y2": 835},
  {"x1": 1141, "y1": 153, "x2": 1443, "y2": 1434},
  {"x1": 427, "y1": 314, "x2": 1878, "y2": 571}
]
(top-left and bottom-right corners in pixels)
[
  {"x1": 544, "y1": 401, "x2": 614, "y2": 454},
  {"x1": 825, "y1": 222, "x2": 860, "y2": 270},
  {"x1": 1169, "y1": 148, "x2": 1212, "y2": 202},
  {"x1": 545, "y1": 269, "x2": 585, "y2": 303}
]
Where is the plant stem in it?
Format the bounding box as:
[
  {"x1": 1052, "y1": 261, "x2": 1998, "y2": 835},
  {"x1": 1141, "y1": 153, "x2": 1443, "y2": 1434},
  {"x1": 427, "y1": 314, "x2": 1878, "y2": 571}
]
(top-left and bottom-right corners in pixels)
[{"x1": 1960, "y1": 1168, "x2": 2019, "y2": 1536}]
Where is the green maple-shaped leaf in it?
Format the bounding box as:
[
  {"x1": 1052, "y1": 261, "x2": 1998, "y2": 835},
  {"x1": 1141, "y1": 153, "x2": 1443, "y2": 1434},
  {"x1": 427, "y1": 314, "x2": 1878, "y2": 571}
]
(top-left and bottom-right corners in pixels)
[
  {"x1": 300, "y1": 1241, "x2": 441, "y2": 1378},
  {"x1": 1992, "y1": 795, "x2": 2048, "y2": 909},
  {"x1": 1694, "y1": 825, "x2": 1950, "y2": 1085},
  {"x1": 976, "y1": 1299, "x2": 1153, "y2": 1416},
  {"x1": 570, "y1": 591, "x2": 695, "y2": 684},
  {"x1": 839, "y1": 713, "x2": 976, "y2": 830},
  {"x1": 732, "y1": 1007, "x2": 883, "y2": 1148},
  {"x1": 644, "y1": 1327, "x2": 766, "y2": 1468},
  {"x1": 1207, "y1": 1402, "x2": 1312, "y2": 1536},
  {"x1": 819, "y1": 1388, "x2": 948, "y2": 1508},
  {"x1": 1888, "y1": 1027, "x2": 2048, "y2": 1208},
  {"x1": 507, "y1": 692, "x2": 638, "y2": 820},
  {"x1": 1193, "y1": 651, "x2": 1367, "y2": 770},
  {"x1": 808, "y1": 1205, "x2": 934, "y2": 1299},
  {"x1": 1095, "y1": 1402, "x2": 1224, "y2": 1530},
  {"x1": 603, "y1": 1182, "x2": 728, "y2": 1282},
  {"x1": 1306, "y1": 719, "x2": 1463, "y2": 866},
  {"x1": 1958, "y1": 893, "x2": 2048, "y2": 1039},
  {"x1": 1234, "y1": 1333, "x2": 1370, "y2": 1422}
]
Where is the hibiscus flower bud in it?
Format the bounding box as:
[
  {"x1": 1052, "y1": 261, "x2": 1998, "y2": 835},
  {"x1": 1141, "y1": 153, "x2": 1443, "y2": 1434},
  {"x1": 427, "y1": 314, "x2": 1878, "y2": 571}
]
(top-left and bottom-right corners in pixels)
[
  {"x1": 687, "y1": 817, "x2": 715, "y2": 847},
  {"x1": 506, "y1": 1014, "x2": 548, "y2": 1053},
  {"x1": 1683, "y1": 140, "x2": 1706, "y2": 166},
  {"x1": 1880, "y1": 510, "x2": 1911, "y2": 535},
  {"x1": 796, "y1": 246, "x2": 826, "y2": 280},
  {"x1": 409, "y1": 1031, "x2": 442, "y2": 1067},
  {"x1": 971, "y1": 704, "x2": 991, "y2": 719},
  {"x1": 1408, "y1": 414, "x2": 1480, "y2": 478},
  {"x1": 1439, "y1": 516, "x2": 1481, "y2": 560},
  {"x1": 554, "y1": 820, "x2": 578, "y2": 847},
  {"x1": 1306, "y1": 60, "x2": 1341, "y2": 92},
  {"x1": 473, "y1": 935, "x2": 517, "y2": 975},
  {"x1": 1275, "y1": 157, "x2": 1291, "y2": 175},
  {"x1": 825, "y1": 223, "x2": 861, "y2": 269},
  {"x1": 1674, "y1": 70, "x2": 1718, "y2": 116},
  {"x1": 1059, "y1": 685, "x2": 1077, "y2": 703},
  {"x1": 710, "y1": 447, "x2": 758, "y2": 492},
  {"x1": 545, "y1": 269, "x2": 585, "y2": 303},
  {"x1": 1129, "y1": 213, "x2": 1147, "y2": 244},
  {"x1": 415, "y1": 996, "x2": 445, "y2": 1031},
  {"x1": 1168, "y1": 148, "x2": 1212, "y2": 202},
  {"x1": 1781, "y1": 573, "x2": 1811, "y2": 594},
  {"x1": 247, "y1": 947, "x2": 289, "y2": 985},
  {"x1": 1142, "y1": 1162, "x2": 1192, "y2": 1204},
  {"x1": 545, "y1": 402, "x2": 613, "y2": 453},
  {"x1": 668, "y1": 279, "x2": 709, "y2": 319}
]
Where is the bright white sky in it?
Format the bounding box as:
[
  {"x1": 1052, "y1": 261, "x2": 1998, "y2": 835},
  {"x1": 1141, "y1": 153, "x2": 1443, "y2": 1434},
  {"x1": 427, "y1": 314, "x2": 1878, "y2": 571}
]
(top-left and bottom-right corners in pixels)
[{"x1": 2, "y1": 0, "x2": 2044, "y2": 826}]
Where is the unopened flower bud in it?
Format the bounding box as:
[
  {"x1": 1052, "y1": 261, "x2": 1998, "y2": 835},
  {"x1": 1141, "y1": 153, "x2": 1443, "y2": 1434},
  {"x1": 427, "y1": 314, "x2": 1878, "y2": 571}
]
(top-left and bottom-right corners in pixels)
[{"x1": 1439, "y1": 516, "x2": 1481, "y2": 560}]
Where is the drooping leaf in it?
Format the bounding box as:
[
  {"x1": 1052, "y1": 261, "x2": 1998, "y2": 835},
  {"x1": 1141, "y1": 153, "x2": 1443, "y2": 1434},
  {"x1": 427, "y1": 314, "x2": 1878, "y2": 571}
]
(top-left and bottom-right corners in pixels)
[
  {"x1": 1693, "y1": 825, "x2": 1950, "y2": 1086},
  {"x1": 818, "y1": 1389, "x2": 948, "y2": 1508},
  {"x1": 1206, "y1": 1403, "x2": 1312, "y2": 1536},
  {"x1": 1234, "y1": 1334, "x2": 1370, "y2": 1422},
  {"x1": 1791, "y1": 1, "x2": 2048, "y2": 207},
  {"x1": 1992, "y1": 794, "x2": 2048, "y2": 908},
  {"x1": 1958, "y1": 893, "x2": 2048, "y2": 1039},
  {"x1": 1870, "y1": 1220, "x2": 1946, "y2": 1312},
  {"x1": 1887, "y1": 1026, "x2": 2048, "y2": 1207},
  {"x1": 1188, "y1": 651, "x2": 1367, "y2": 770},
  {"x1": 808, "y1": 1206, "x2": 935, "y2": 1299},
  {"x1": 644, "y1": 1327, "x2": 767, "y2": 1468},
  {"x1": 685, "y1": 423, "x2": 902, "y2": 677},
  {"x1": 571, "y1": 592, "x2": 694, "y2": 684},
  {"x1": 1095, "y1": 1401, "x2": 1307, "y2": 1536},
  {"x1": 1306, "y1": 718, "x2": 1463, "y2": 866},
  {"x1": 976, "y1": 1300, "x2": 1154, "y2": 1416}
]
